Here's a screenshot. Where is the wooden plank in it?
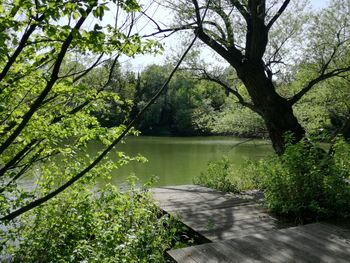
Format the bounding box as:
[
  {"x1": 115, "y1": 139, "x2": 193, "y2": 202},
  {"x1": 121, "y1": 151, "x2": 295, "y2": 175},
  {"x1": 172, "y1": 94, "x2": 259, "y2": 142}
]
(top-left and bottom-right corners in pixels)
[
  {"x1": 201, "y1": 220, "x2": 280, "y2": 241},
  {"x1": 176, "y1": 207, "x2": 272, "y2": 226},
  {"x1": 324, "y1": 218, "x2": 350, "y2": 231},
  {"x1": 168, "y1": 242, "x2": 250, "y2": 263},
  {"x1": 152, "y1": 185, "x2": 277, "y2": 242},
  {"x1": 153, "y1": 196, "x2": 255, "y2": 210},
  {"x1": 204, "y1": 241, "x2": 258, "y2": 263},
  {"x1": 157, "y1": 199, "x2": 256, "y2": 212},
  {"x1": 292, "y1": 223, "x2": 350, "y2": 256},
  {"x1": 168, "y1": 223, "x2": 350, "y2": 263},
  {"x1": 153, "y1": 185, "x2": 350, "y2": 263},
  {"x1": 183, "y1": 243, "x2": 230, "y2": 263},
  {"x1": 152, "y1": 186, "x2": 261, "y2": 210},
  {"x1": 253, "y1": 226, "x2": 338, "y2": 262},
  {"x1": 167, "y1": 248, "x2": 197, "y2": 263}
]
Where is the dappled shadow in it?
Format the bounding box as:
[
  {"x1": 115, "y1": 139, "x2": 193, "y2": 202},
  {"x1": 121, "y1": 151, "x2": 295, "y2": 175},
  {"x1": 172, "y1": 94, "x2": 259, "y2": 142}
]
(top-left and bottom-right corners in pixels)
[
  {"x1": 153, "y1": 185, "x2": 350, "y2": 262},
  {"x1": 151, "y1": 185, "x2": 289, "y2": 242},
  {"x1": 168, "y1": 221, "x2": 350, "y2": 262}
]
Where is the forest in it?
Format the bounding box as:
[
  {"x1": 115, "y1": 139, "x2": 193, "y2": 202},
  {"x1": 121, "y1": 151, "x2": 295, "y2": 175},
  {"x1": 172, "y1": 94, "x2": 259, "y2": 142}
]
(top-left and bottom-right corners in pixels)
[
  {"x1": 0, "y1": 0, "x2": 349, "y2": 262},
  {"x1": 93, "y1": 62, "x2": 350, "y2": 139}
]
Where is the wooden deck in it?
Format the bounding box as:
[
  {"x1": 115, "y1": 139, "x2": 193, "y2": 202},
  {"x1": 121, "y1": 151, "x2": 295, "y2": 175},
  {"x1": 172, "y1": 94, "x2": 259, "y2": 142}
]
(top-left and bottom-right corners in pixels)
[
  {"x1": 151, "y1": 185, "x2": 291, "y2": 242},
  {"x1": 167, "y1": 222, "x2": 350, "y2": 263},
  {"x1": 151, "y1": 185, "x2": 350, "y2": 263}
]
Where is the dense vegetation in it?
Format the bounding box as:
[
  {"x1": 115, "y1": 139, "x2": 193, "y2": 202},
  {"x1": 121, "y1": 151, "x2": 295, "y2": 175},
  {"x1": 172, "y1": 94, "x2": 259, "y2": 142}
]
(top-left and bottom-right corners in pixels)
[
  {"x1": 2, "y1": 181, "x2": 184, "y2": 262},
  {"x1": 160, "y1": 0, "x2": 350, "y2": 154},
  {"x1": 0, "y1": 0, "x2": 350, "y2": 261},
  {"x1": 0, "y1": 0, "x2": 187, "y2": 261},
  {"x1": 93, "y1": 62, "x2": 350, "y2": 139},
  {"x1": 195, "y1": 137, "x2": 350, "y2": 222},
  {"x1": 93, "y1": 63, "x2": 264, "y2": 137}
]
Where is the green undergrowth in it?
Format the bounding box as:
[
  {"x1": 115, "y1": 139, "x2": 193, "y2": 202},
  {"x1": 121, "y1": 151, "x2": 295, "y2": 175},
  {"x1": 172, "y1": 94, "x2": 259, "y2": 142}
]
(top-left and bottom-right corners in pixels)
[
  {"x1": 195, "y1": 138, "x2": 350, "y2": 223},
  {"x1": 259, "y1": 138, "x2": 350, "y2": 222},
  {"x1": 1, "y1": 179, "x2": 199, "y2": 263},
  {"x1": 193, "y1": 157, "x2": 260, "y2": 193},
  {"x1": 193, "y1": 157, "x2": 239, "y2": 193}
]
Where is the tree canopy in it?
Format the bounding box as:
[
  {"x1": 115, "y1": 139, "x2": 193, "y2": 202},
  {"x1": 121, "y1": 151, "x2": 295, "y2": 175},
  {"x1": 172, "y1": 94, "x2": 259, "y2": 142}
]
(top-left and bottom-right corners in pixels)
[
  {"x1": 0, "y1": 0, "x2": 163, "y2": 220},
  {"x1": 1, "y1": 0, "x2": 350, "y2": 221},
  {"x1": 155, "y1": 0, "x2": 350, "y2": 153}
]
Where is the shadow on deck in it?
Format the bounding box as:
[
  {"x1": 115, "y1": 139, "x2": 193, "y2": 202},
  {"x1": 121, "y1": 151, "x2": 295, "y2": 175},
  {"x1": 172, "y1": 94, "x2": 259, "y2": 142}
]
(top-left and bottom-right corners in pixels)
[{"x1": 151, "y1": 185, "x2": 350, "y2": 263}]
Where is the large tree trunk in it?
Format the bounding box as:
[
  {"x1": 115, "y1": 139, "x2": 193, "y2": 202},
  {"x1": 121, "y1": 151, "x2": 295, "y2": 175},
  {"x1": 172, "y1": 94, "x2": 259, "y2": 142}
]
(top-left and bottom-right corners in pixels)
[
  {"x1": 193, "y1": 0, "x2": 306, "y2": 154},
  {"x1": 238, "y1": 61, "x2": 305, "y2": 154}
]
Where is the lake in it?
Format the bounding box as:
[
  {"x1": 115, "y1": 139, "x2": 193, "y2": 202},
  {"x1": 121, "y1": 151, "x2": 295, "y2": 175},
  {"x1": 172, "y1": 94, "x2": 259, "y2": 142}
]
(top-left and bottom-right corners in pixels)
[{"x1": 97, "y1": 136, "x2": 273, "y2": 187}]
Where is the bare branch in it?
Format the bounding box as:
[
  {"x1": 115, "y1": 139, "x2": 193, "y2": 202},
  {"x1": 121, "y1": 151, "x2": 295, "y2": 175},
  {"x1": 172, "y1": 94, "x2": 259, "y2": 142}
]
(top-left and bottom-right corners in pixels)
[
  {"x1": 141, "y1": 23, "x2": 196, "y2": 38},
  {"x1": 191, "y1": 67, "x2": 256, "y2": 112},
  {"x1": 229, "y1": 0, "x2": 250, "y2": 21},
  {"x1": 289, "y1": 66, "x2": 350, "y2": 105},
  {"x1": 203, "y1": 21, "x2": 226, "y2": 40},
  {"x1": 209, "y1": 3, "x2": 234, "y2": 47},
  {"x1": 267, "y1": 0, "x2": 291, "y2": 30},
  {"x1": 197, "y1": 29, "x2": 243, "y2": 69}
]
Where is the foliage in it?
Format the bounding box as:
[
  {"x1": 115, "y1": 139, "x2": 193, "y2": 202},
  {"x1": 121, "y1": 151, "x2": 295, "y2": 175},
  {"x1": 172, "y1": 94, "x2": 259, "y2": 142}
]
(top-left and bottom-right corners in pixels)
[
  {"x1": 161, "y1": 0, "x2": 350, "y2": 153},
  {"x1": 125, "y1": 64, "x2": 227, "y2": 135},
  {"x1": 255, "y1": 138, "x2": 350, "y2": 221},
  {"x1": 197, "y1": 137, "x2": 350, "y2": 222},
  {"x1": 277, "y1": 62, "x2": 350, "y2": 138},
  {"x1": 211, "y1": 97, "x2": 266, "y2": 137},
  {"x1": 92, "y1": 62, "x2": 137, "y2": 127},
  {"x1": 0, "y1": 0, "x2": 162, "y2": 220},
  {"x1": 95, "y1": 57, "x2": 348, "y2": 140},
  {"x1": 194, "y1": 157, "x2": 262, "y2": 193},
  {"x1": 193, "y1": 157, "x2": 239, "y2": 193},
  {"x1": 1, "y1": 181, "x2": 182, "y2": 262}
]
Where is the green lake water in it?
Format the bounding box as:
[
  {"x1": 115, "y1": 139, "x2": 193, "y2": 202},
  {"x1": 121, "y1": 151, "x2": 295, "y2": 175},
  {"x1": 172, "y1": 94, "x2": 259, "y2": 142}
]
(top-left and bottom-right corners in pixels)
[{"x1": 96, "y1": 136, "x2": 273, "y2": 187}]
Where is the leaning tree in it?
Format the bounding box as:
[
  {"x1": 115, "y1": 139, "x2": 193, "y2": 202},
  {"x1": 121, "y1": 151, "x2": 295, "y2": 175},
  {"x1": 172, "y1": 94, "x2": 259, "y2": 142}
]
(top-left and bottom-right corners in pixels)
[{"x1": 155, "y1": 0, "x2": 350, "y2": 154}]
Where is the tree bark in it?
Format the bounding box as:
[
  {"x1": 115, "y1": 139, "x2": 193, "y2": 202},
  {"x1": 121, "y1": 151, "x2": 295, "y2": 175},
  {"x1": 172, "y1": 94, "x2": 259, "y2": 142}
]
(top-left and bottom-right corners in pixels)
[
  {"x1": 237, "y1": 60, "x2": 305, "y2": 154},
  {"x1": 193, "y1": 0, "x2": 306, "y2": 154}
]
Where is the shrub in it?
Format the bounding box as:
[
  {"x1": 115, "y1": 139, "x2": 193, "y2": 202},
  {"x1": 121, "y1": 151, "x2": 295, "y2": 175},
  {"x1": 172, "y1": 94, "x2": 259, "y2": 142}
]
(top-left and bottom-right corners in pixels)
[
  {"x1": 1, "y1": 182, "x2": 182, "y2": 262},
  {"x1": 195, "y1": 138, "x2": 350, "y2": 222},
  {"x1": 193, "y1": 157, "x2": 262, "y2": 193},
  {"x1": 193, "y1": 157, "x2": 239, "y2": 193},
  {"x1": 257, "y1": 138, "x2": 350, "y2": 221}
]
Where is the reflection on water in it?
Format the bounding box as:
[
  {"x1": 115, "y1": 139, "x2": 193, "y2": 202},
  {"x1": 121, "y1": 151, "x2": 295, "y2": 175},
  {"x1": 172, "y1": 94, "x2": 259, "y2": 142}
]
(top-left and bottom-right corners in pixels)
[{"x1": 93, "y1": 136, "x2": 272, "y2": 187}]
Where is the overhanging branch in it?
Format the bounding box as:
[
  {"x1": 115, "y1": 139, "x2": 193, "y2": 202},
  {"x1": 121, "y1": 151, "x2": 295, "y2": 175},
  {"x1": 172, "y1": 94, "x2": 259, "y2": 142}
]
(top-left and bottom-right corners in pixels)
[
  {"x1": 267, "y1": 0, "x2": 290, "y2": 30},
  {"x1": 0, "y1": 3, "x2": 211, "y2": 221},
  {"x1": 190, "y1": 67, "x2": 256, "y2": 112},
  {"x1": 289, "y1": 66, "x2": 350, "y2": 105}
]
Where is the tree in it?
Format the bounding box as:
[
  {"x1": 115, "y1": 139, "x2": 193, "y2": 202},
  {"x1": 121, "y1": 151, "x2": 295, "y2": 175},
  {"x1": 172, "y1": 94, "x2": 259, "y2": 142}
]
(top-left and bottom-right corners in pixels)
[
  {"x1": 129, "y1": 64, "x2": 228, "y2": 135},
  {"x1": 271, "y1": 58, "x2": 350, "y2": 139},
  {"x1": 92, "y1": 61, "x2": 138, "y2": 127},
  {"x1": 158, "y1": 0, "x2": 350, "y2": 153},
  {"x1": 0, "y1": 0, "x2": 164, "y2": 221}
]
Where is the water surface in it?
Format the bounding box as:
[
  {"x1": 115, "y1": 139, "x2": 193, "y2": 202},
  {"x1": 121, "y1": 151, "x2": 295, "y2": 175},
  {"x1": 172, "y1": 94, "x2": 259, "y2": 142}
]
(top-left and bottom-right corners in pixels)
[{"x1": 99, "y1": 136, "x2": 272, "y2": 187}]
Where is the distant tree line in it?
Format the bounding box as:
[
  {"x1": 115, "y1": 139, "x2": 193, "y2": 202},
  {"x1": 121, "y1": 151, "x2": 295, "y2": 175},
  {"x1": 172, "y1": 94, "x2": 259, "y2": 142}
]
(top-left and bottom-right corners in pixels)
[{"x1": 93, "y1": 62, "x2": 350, "y2": 140}]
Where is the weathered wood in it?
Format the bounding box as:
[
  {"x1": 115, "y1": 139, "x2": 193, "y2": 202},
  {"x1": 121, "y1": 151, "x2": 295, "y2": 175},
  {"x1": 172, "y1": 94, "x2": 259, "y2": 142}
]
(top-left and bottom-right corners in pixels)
[
  {"x1": 166, "y1": 249, "x2": 197, "y2": 263},
  {"x1": 152, "y1": 185, "x2": 261, "y2": 213},
  {"x1": 168, "y1": 222, "x2": 350, "y2": 263},
  {"x1": 151, "y1": 185, "x2": 282, "y2": 242},
  {"x1": 152, "y1": 185, "x2": 350, "y2": 263}
]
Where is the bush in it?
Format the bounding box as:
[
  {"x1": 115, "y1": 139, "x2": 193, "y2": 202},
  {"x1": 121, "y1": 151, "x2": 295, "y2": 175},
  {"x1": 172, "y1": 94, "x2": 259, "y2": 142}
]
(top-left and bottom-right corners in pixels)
[
  {"x1": 256, "y1": 138, "x2": 350, "y2": 221},
  {"x1": 1, "y1": 182, "x2": 182, "y2": 262},
  {"x1": 195, "y1": 138, "x2": 350, "y2": 222},
  {"x1": 193, "y1": 157, "x2": 262, "y2": 193},
  {"x1": 193, "y1": 157, "x2": 238, "y2": 193}
]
